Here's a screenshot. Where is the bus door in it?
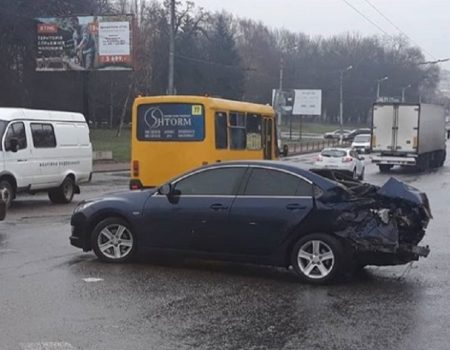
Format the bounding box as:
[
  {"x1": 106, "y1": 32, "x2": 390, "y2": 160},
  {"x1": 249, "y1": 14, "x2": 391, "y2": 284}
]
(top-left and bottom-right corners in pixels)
[{"x1": 262, "y1": 118, "x2": 273, "y2": 160}]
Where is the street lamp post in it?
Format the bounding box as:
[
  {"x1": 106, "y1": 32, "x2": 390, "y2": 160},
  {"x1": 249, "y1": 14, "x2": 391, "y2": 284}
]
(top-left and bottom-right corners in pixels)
[
  {"x1": 339, "y1": 65, "x2": 353, "y2": 144},
  {"x1": 376, "y1": 76, "x2": 389, "y2": 101},
  {"x1": 401, "y1": 84, "x2": 412, "y2": 102}
]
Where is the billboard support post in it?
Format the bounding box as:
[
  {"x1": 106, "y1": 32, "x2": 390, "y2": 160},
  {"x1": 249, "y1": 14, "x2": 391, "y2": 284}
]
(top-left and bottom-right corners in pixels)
[{"x1": 81, "y1": 71, "x2": 89, "y2": 121}]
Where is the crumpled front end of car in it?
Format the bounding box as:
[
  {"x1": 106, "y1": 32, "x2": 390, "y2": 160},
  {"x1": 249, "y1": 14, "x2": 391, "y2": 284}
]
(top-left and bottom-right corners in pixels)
[{"x1": 312, "y1": 170, "x2": 431, "y2": 266}]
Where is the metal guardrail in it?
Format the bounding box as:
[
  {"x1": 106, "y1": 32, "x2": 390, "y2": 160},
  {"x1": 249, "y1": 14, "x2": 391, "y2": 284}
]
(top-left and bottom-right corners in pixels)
[{"x1": 285, "y1": 139, "x2": 351, "y2": 156}]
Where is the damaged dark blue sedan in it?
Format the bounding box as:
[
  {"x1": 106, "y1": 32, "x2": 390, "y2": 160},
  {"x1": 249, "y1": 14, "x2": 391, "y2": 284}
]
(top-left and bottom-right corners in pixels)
[{"x1": 70, "y1": 161, "x2": 430, "y2": 284}]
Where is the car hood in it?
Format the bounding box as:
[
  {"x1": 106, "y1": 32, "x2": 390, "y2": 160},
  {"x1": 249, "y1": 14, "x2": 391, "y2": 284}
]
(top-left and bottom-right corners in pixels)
[{"x1": 75, "y1": 189, "x2": 158, "y2": 214}]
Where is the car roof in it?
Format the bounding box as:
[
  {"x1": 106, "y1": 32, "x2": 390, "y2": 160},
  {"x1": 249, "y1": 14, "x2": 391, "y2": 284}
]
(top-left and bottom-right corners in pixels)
[{"x1": 201, "y1": 160, "x2": 340, "y2": 191}]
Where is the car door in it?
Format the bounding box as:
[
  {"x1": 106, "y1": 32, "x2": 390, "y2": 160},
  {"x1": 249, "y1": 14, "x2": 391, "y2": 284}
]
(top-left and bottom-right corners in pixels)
[
  {"x1": 141, "y1": 166, "x2": 247, "y2": 251},
  {"x1": 224, "y1": 167, "x2": 314, "y2": 256},
  {"x1": 2, "y1": 121, "x2": 41, "y2": 188}
]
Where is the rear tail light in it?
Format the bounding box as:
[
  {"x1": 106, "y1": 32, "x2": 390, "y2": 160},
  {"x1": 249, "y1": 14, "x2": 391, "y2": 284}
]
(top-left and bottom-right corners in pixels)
[
  {"x1": 342, "y1": 156, "x2": 353, "y2": 163},
  {"x1": 133, "y1": 160, "x2": 139, "y2": 177}
]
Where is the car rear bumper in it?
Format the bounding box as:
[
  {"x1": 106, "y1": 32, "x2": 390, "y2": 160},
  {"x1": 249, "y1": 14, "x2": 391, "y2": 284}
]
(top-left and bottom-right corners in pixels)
[{"x1": 313, "y1": 163, "x2": 353, "y2": 172}]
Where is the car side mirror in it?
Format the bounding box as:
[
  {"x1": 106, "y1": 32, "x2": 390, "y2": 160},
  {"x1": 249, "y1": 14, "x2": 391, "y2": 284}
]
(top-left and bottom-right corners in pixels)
[
  {"x1": 7, "y1": 138, "x2": 19, "y2": 153},
  {"x1": 158, "y1": 183, "x2": 172, "y2": 196}
]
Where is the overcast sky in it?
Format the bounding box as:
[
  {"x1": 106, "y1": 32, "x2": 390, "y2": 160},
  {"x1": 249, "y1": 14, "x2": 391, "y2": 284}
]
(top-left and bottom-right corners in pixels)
[{"x1": 192, "y1": 0, "x2": 450, "y2": 69}]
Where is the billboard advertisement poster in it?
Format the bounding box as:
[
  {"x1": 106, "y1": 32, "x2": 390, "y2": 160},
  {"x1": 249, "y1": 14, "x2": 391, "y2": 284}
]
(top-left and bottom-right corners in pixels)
[
  {"x1": 36, "y1": 15, "x2": 133, "y2": 71},
  {"x1": 136, "y1": 104, "x2": 205, "y2": 141},
  {"x1": 292, "y1": 89, "x2": 322, "y2": 115},
  {"x1": 272, "y1": 89, "x2": 322, "y2": 116}
]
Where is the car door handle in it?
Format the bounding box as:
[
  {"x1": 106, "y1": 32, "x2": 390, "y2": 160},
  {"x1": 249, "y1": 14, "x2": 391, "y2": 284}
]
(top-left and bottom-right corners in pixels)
[
  {"x1": 210, "y1": 203, "x2": 229, "y2": 211},
  {"x1": 286, "y1": 204, "x2": 307, "y2": 211},
  {"x1": 17, "y1": 159, "x2": 28, "y2": 162}
]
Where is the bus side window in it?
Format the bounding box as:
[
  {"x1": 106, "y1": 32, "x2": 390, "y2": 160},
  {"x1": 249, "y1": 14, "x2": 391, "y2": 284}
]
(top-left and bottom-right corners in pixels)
[
  {"x1": 215, "y1": 112, "x2": 228, "y2": 149},
  {"x1": 229, "y1": 112, "x2": 246, "y2": 150},
  {"x1": 246, "y1": 114, "x2": 262, "y2": 150}
]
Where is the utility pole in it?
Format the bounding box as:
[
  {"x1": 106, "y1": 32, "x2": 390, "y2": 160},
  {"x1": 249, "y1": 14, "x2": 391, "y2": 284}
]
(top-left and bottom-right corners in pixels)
[
  {"x1": 167, "y1": 0, "x2": 175, "y2": 95},
  {"x1": 339, "y1": 65, "x2": 352, "y2": 144},
  {"x1": 276, "y1": 57, "x2": 284, "y2": 127},
  {"x1": 376, "y1": 76, "x2": 388, "y2": 101}
]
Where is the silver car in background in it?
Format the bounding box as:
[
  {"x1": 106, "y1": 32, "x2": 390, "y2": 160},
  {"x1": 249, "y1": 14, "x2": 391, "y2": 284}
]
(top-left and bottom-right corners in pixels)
[{"x1": 351, "y1": 134, "x2": 371, "y2": 153}]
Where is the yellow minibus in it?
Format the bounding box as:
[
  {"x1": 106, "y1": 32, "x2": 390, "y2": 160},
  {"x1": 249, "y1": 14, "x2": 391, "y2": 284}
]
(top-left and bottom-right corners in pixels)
[{"x1": 130, "y1": 95, "x2": 278, "y2": 189}]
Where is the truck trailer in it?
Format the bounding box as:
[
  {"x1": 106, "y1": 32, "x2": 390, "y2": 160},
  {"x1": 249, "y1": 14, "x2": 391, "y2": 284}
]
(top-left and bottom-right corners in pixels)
[{"x1": 371, "y1": 103, "x2": 446, "y2": 172}]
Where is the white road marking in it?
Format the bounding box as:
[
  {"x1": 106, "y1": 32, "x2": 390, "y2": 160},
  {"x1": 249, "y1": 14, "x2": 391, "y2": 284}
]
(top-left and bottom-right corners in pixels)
[
  {"x1": 20, "y1": 342, "x2": 76, "y2": 350},
  {"x1": 83, "y1": 277, "x2": 104, "y2": 283}
]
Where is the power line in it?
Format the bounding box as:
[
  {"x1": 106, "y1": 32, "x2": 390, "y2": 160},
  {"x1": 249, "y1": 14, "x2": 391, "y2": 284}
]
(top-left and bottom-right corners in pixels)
[
  {"x1": 340, "y1": 0, "x2": 390, "y2": 36},
  {"x1": 361, "y1": 0, "x2": 437, "y2": 60}
]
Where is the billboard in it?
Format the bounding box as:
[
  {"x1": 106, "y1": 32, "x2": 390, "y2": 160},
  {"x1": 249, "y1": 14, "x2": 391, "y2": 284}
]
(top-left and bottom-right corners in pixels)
[
  {"x1": 292, "y1": 89, "x2": 322, "y2": 115},
  {"x1": 36, "y1": 15, "x2": 133, "y2": 71},
  {"x1": 272, "y1": 89, "x2": 322, "y2": 116},
  {"x1": 137, "y1": 104, "x2": 205, "y2": 141}
]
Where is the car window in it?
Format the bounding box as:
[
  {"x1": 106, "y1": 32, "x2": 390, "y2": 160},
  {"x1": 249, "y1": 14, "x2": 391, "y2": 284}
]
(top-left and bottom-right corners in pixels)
[
  {"x1": 4, "y1": 122, "x2": 27, "y2": 150},
  {"x1": 321, "y1": 149, "x2": 346, "y2": 157},
  {"x1": 244, "y1": 168, "x2": 313, "y2": 196},
  {"x1": 31, "y1": 123, "x2": 57, "y2": 148},
  {"x1": 354, "y1": 134, "x2": 370, "y2": 142},
  {"x1": 174, "y1": 167, "x2": 246, "y2": 195}
]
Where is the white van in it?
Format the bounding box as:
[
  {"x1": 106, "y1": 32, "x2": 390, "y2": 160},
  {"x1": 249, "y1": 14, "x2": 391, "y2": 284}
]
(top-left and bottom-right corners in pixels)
[{"x1": 0, "y1": 108, "x2": 92, "y2": 206}]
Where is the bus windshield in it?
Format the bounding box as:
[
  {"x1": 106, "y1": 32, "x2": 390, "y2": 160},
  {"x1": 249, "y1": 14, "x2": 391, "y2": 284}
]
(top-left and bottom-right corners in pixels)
[{"x1": 137, "y1": 103, "x2": 205, "y2": 141}]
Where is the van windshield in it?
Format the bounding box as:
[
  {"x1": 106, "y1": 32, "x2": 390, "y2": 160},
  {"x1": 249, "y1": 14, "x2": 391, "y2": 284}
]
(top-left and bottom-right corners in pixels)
[{"x1": 0, "y1": 120, "x2": 7, "y2": 150}]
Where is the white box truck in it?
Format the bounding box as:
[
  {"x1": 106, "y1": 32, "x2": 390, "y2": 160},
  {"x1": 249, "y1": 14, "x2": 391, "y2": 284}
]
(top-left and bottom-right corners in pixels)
[
  {"x1": 371, "y1": 103, "x2": 446, "y2": 172},
  {"x1": 0, "y1": 108, "x2": 93, "y2": 207}
]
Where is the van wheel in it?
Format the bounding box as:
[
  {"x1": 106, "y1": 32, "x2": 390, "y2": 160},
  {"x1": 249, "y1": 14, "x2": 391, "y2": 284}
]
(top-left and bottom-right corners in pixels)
[
  {"x1": 49, "y1": 177, "x2": 75, "y2": 204},
  {"x1": 291, "y1": 233, "x2": 346, "y2": 284},
  {"x1": 0, "y1": 180, "x2": 14, "y2": 208}
]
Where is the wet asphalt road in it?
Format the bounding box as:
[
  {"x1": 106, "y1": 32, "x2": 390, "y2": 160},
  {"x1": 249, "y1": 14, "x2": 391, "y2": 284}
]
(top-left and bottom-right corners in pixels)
[{"x1": 1, "y1": 153, "x2": 450, "y2": 350}]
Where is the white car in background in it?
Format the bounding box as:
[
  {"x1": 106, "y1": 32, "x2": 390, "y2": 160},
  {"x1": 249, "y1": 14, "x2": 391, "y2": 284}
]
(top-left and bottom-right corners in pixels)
[
  {"x1": 351, "y1": 134, "x2": 371, "y2": 153},
  {"x1": 313, "y1": 148, "x2": 365, "y2": 180},
  {"x1": 323, "y1": 129, "x2": 352, "y2": 140}
]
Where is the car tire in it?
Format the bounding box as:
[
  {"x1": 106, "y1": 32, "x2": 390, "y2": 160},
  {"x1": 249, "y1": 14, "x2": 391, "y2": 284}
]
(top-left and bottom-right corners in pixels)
[
  {"x1": 291, "y1": 233, "x2": 346, "y2": 284},
  {"x1": 48, "y1": 176, "x2": 75, "y2": 204},
  {"x1": 0, "y1": 180, "x2": 14, "y2": 208},
  {"x1": 91, "y1": 217, "x2": 137, "y2": 263},
  {"x1": 378, "y1": 164, "x2": 392, "y2": 173}
]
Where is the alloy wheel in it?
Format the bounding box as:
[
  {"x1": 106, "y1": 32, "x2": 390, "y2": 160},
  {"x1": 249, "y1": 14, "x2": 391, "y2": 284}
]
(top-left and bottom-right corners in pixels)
[
  {"x1": 97, "y1": 224, "x2": 134, "y2": 260},
  {"x1": 297, "y1": 240, "x2": 335, "y2": 279}
]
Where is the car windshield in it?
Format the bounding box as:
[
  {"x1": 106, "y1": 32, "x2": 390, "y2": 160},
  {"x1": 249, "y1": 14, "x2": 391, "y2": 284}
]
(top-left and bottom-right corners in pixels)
[
  {"x1": 321, "y1": 149, "x2": 347, "y2": 157},
  {"x1": 0, "y1": 120, "x2": 7, "y2": 150},
  {"x1": 354, "y1": 134, "x2": 371, "y2": 142}
]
